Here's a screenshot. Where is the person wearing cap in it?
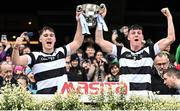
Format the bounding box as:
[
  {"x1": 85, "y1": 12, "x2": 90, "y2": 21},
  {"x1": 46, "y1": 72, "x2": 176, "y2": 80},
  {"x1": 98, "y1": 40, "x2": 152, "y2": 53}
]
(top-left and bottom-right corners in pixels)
[{"x1": 68, "y1": 53, "x2": 88, "y2": 81}]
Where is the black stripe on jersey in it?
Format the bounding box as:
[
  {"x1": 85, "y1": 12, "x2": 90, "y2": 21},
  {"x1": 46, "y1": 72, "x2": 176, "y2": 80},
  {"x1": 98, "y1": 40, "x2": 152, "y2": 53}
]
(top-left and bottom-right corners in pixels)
[
  {"x1": 36, "y1": 86, "x2": 57, "y2": 94},
  {"x1": 116, "y1": 46, "x2": 122, "y2": 59},
  {"x1": 148, "y1": 44, "x2": 155, "y2": 60},
  {"x1": 130, "y1": 82, "x2": 152, "y2": 91},
  {"x1": 35, "y1": 51, "x2": 65, "y2": 64},
  {"x1": 62, "y1": 46, "x2": 67, "y2": 57},
  {"x1": 28, "y1": 53, "x2": 36, "y2": 68},
  {"x1": 120, "y1": 66, "x2": 152, "y2": 74},
  {"x1": 34, "y1": 67, "x2": 66, "y2": 82}
]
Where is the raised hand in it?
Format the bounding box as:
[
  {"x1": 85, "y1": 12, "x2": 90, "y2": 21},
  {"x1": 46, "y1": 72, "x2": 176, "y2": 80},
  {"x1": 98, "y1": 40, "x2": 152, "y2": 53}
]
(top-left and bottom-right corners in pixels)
[
  {"x1": 14, "y1": 32, "x2": 27, "y2": 48},
  {"x1": 76, "y1": 11, "x2": 82, "y2": 22},
  {"x1": 161, "y1": 7, "x2": 172, "y2": 17}
]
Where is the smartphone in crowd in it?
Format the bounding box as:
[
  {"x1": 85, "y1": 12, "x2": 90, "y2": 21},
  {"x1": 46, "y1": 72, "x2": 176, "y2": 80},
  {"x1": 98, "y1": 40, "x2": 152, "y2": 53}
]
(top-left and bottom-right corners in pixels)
[
  {"x1": 112, "y1": 29, "x2": 117, "y2": 35},
  {"x1": 1, "y1": 34, "x2": 7, "y2": 42},
  {"x1": 25, "y1": 32, "x2": 33, "y2": 36},
  {"x1": 112, "y1": 29, "x2": 119, "y2": 38}
]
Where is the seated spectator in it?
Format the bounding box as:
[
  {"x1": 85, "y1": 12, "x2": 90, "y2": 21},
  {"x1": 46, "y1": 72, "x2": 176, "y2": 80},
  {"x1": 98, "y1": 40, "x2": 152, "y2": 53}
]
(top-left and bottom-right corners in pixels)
[
  {"x1": 152, "y1": 52, "x2": 177, "y2": 94},
  {"x1": 76, "y1": 49, "x2": 84, "y2": 66},
  {"x1": 163, "y1": 68, "x2": 180, "y2": 94},
  {"x1": 17, "y1": 75, "x2": 29, "y2": 90},
  {"x1": 22, "y1": 46, "x2": 31, "y2": 55},
  {"x1": 68, "y1": 54, "x2": 87, "y2": 81},
  {"x1": 16, "y1": 75, "x2": 37, "y2": 94},
  {"x1": 104, "y1": 63, "x2": 120, "y2": 82},
  {"x1": 111, "y1": 25, "x2": 129, "y2": 48},
  {"x1": 0, "y1": 61, "x2": 17, "y2": 88},
  {"x1": 93, "y1": 50, "x2": 107, "y2": 81},
  {"x1": 14, "y1": 65, "x2": 24, "y2": 75},
  {"x1": 81, "y1": 59, "x2": 96, "y2": 81},
  {"x1": 84, "y1": 45, "x2": 96, "y2": 64}
]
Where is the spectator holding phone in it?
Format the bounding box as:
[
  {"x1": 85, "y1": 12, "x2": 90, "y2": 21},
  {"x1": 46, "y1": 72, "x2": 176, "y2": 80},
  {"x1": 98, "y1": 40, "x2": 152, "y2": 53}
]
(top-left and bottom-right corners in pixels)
[
  {"x1": 0, "y1": 35, "x2": 12, "y2": 62},
  {"x1": 111, "y1": 26, "x2": 130, "y2": 48}
]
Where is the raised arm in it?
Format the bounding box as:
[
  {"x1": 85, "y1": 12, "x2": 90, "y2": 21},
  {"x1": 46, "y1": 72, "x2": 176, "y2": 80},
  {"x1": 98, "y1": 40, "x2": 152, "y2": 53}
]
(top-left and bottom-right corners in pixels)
[
  {"x1": 95, "y1": 26, "x2": 114, "y2": 54},
  {"x1": 11, "y1": 32, "x2": 29, "y2": 66},
  {"x1": 95, "y1": 6, "x2": 114, "y2": 54},
  {"x1": 157, "y1": 8, "x2": 175, "y2": 51},
  {"x1": 68, "y1": 12, "x2": 84, "y2": 55}
]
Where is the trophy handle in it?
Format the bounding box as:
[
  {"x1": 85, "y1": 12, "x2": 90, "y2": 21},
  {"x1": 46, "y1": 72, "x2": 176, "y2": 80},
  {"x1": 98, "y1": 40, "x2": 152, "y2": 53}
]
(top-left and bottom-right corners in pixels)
[
  {"x1": 100, "y1": 3, "x2": 106, "y2": 9},
  {"x1": 99, "y1": 3, "x2": 107, "y2": 17},
  {"x1": 76, "y1": 5, "x2": 82, "y2": 12}
]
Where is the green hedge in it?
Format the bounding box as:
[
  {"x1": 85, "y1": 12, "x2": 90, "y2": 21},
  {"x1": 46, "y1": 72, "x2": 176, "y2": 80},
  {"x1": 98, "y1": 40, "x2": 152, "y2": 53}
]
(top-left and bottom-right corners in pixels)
[{"x1": 0, "y1": 84, "x2": 180, "y2": 110}]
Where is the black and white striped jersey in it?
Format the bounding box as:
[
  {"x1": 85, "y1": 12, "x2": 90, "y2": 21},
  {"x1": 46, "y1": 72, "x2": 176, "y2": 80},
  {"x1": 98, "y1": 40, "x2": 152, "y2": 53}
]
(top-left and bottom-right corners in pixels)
[
  {"x1": 26, "y1": 45, "x2": 70, "y2": 94},
  {"x1": 111, "y1": 43, "x2": 160, "y2": 92}
]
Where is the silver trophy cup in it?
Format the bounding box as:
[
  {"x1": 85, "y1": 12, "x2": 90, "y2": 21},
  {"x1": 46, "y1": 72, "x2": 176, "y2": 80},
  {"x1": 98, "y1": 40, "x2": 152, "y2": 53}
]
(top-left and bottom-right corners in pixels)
[{"x1": 77, "y1": 3, "x2": 105, "y2": 28}]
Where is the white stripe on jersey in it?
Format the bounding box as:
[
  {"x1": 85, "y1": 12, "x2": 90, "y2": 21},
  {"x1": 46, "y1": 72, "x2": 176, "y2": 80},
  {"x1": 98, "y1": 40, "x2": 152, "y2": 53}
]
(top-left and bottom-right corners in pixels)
[
  {"x1": 119, "y1": 74, "x2": 151, "y2": 83},
  {"x1": 37, "y1": 74, "x2": 68, "y2": 90},
  {"x1": 121, "y1": 47, "x2": 150, "y2": 55},
  {"x1": 32, "y1": 58, "x2": 65, "y2": 74},
  {"x1": 120, "y1": 58, "x2": 154, "y2": 67}
]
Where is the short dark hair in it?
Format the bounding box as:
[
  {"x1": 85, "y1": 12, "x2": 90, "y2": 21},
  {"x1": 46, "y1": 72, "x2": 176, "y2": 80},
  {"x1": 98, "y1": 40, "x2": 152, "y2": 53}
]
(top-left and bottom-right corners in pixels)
[
  {"x1": 17, "y1": 75, "x2": 29, "y2": 85},
  {"x1": 38, "y1": 26, "x2": 55, "y2": 36},
  {"x1": 165, "y1": 68, "x2": 180, "y2": 79},
  {"x1": 128, "y1": 24, "x2": 143, "y2": 32},
  {"x1": 108, "y1": 63, "x2": 120, "y2": 75}
]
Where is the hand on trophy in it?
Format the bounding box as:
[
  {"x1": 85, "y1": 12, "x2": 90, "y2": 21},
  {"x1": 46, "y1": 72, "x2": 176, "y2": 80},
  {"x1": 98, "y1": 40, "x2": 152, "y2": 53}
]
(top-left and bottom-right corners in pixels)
[
  {"x1": 99, "y1": 3, "x2": 107, "y2": 18},
  {"x1": 76, "y1": 10, "x2": 82, "y2": 22}
]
